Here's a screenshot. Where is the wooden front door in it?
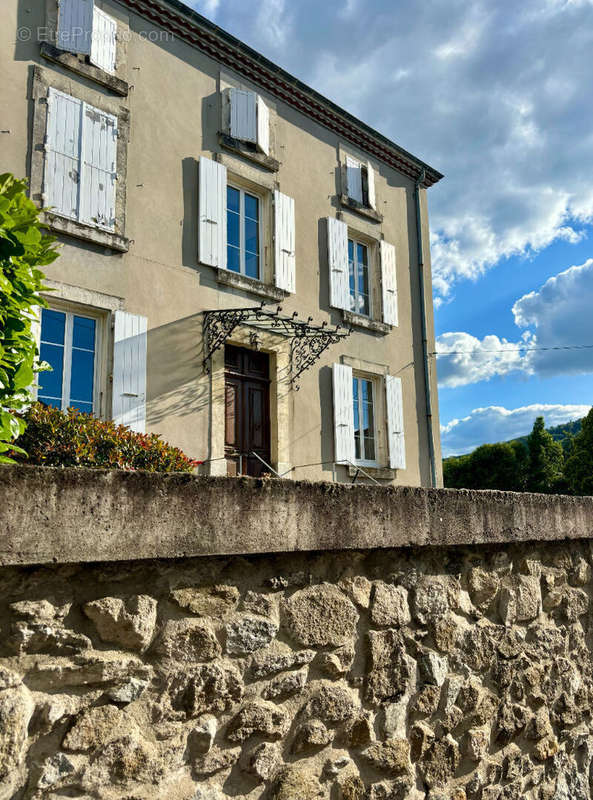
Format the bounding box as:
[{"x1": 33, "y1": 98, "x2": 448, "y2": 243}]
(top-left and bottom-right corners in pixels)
[{"x1": 224, "y1": 344, "x2": 271, "y2": 477}]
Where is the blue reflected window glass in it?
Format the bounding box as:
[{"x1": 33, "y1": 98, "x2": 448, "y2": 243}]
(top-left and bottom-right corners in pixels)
[
  {"x1": 226, "y1": 185, "x2": 260, "y2": 278},
  {"x1": 39, "y1": 309, "x2": 97, "y2": 414},
  {"x1": 41, "y1": 308, "x2": 65, "y2": 346},
  {"x1": 227, "y1": 207, "x2": 240, "y2": 249},
  {"x1": 352, "y1": 377, "x2": 376, "y2": 463},
  {"x1": 244, "y1": 193, "x2": 259, "y2": 221},
  {"x1": 227, "y1": 186, "x2": 240, "y2": 213},
  {"x1": 227, "y1": 245, "x2": 240, "y2": 273},
  {"x1": 245, "y1": 252, "x2": 259, "y2": 279},
  {"x1": 349, "y1": 239, "x2": 370, "y2": 317},
  {"x1": 69, "y1": 347, "x2": 95, "y2": 406},
  {"x1": 38, "y1": 343, "x2": 64, "y2": 406},
  {"x1": 72, "y1": 316, "x2": 95, "y2": 351}
]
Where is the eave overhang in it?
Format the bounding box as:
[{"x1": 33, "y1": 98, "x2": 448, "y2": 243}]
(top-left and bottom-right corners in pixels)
[{"x1": 116, "y1": 0, "x2": 444, "y2": 187}]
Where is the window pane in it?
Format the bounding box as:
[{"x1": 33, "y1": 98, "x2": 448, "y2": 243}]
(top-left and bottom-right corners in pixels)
[
  {"x1": 70, "y1": 400, "x2": 93, "y2": 414},
  {"x1": 72, "y1": 316, "x2": 95, "y2": 351},
  {"x1": 69, "y1": 348, "x2": 95, "y2": 406},
  {"x1": 38, "y1": 342, "x2": 64, "y2": 404},
  {"x1": 245, "y1": 251, "x2": 259, "y2": 279},
  {"x1": 354, "y1": 432, "x2": 361, "y2": 460},
  {"x1": 227, "y1": 186, "x2": 240, "y2": 213},
  {"x1": 244, "y1": 193, "x2": 259, "y2": 221},
  {"x1": 245, "y1": 218, "x2": 259, "y2": 255},
  {"x1": 364, "y1": 437, "x2": 376, "y2": 462},
  {"x1": 357, "y1": 243, "x2": 368, "y2": 265},
  {"x1": 227, "y1": 245, "x2": 240, "y2": 273},
  {"x1": 227, "y1": 210, "x2": 240, "y2": 249},
  {"x1": 348, "y1": 239, "x2": 354, "y2": 260},
  {"x1": 41, "y1": 308, "x2": 65, "y2": 345}
]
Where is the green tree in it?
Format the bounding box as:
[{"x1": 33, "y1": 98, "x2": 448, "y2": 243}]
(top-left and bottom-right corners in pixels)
[
  {"x1": 526, "y1": 416, "x2": 565, "y2": 493},
  {"x1": 565, "y1": 407, "x2": 593, "y2": 496},
  {"x1": 0, "y1": 174, "x2": 57, "y2": 461},
  {"x1": 444, "y1": 441, "x2": 527, "y2": 491}
]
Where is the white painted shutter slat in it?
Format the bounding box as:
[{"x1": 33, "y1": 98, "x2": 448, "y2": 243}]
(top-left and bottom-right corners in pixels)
[
  {"x1": 380, "y1": 240, "x2": 398, "y2": 326},
  {"x1": 366, "y1": 161, "x2": 376, "y2": 209},
  {"x1": 327, "y1": 217, "x2": 349, "y2": 311},
  {"x1": 256, "y1": 95, "x2": 270, "y2": 155},
  {"x1": 112, "y1": 311, "x2": 147, "y2": 433},
  {"x1": 79, "y1": 102, "x2": 117, "y2": 230},
  {"x1": 386, "y1": 375, "x2": 406, "y2": 470},
  {"x1": 346, "y1": 156, "x2": 363, "y2": 204},
  {"x1": 45, "y1": 88, "x2": 82, "y2": 221},
  {"x1": 333, "y1": 363, "x2": 355, "y2": 464},
  {"x1": 198, "y1": 156, "x2": 227, "y2": 268},
  {"x1": 274, "y1": 190, "x2": 295, "y2": 293},
  {"x1": 57, "y1": 0, "x2": 93, "y2": 54},
  {"x1": 230, "y1": 88, "x2": 257, "y2": 143},
  {"x1": 90, "y1": 6, "x2": 117, "y2": 74}
]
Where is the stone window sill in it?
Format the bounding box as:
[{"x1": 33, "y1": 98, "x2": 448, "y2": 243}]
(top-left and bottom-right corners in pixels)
[
  {"x1": 44, "y1": 213, "x2": 129, "y2": 253},
  {"x1": 339, "y1": 194, "x2": 383, "y2": 223},
  {"x1": 218, "y1": 133, "x2": 280, "y2": 172},
  {"x1": 216, "y1": 268, "x2": 287, "y2": 301},
  {"x1": 348, "y1": 464, "x2": 396, "y2": 481},
  {"x1": 40, "y1": 43, "x2": 129, "y2": 97},
  {"x1": 342, "y1": 310, "x2": 390, "y2": 335}
]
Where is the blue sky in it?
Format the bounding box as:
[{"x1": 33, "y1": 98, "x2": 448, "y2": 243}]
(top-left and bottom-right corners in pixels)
[{"x1": 190, "y1": 0, "x2": 593, "y2": 456}]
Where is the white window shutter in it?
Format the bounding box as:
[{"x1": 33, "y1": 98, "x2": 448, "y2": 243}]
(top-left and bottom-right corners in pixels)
[
  {"x1": 79, "y1": 102, "x2": 118, "y2": 230},
  {"x1": 229, "y1": 88, "x2": 257, "y2": 143},
  {"x1": 386, "y1": 375, "x2": 405, "y2": 470},
  {"x1": 366, "y1": 161, "x2": 376, "y2": 209},
  {"x1": 112, "y1": 311, "x2": 147, "y2": 433},
  {"x1": 90, "y1": 6, "x2": 117, "y2": 74},
  {"x1": 327, "y1": 217, "x2": 349, "y2": 311},
  {"x1": 198, "y1": 156, "x2": 227, "y2": 268},
  {"x1": 346, "y1": 156, "x2": 363, "y2": 204},
  {"x1": 57, "y1": 0, "x2": 93, "y2": 54},
  {"x1": 274, "y1": 190, "x2": 295, "y2": 293},
  {"x1": 44, "y1": 88, "x2": 82, "y2": 221},
  {"x1": 257, "y1": 95, "x2": 270, "y2": 155},
  {"x1": 380, "y1": 240, "x2": 398, "y2": 326},
  {"x1": 333, "y1": 363, "x2": 355, "y2": 464}
]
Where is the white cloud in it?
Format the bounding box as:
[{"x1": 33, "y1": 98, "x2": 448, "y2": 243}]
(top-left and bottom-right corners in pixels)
[
  {"x1": 441, "y1": 403, "x2": 590, "y2": 456},
  {"x1": 204, "y1": 0, "x2": 593, "y2": 304},
  {"x1": 512, "y1": 258, "x2": 593, "y2": 376},
  {"x1": 193, "y1": 0, "x2": 220, "y2": 16},
  {"x1": 437, "y1": 257, "x2": 593, "y2": 386},
  {"x1": 436, "y1": 331, "x2": 535, "y2": 387}
]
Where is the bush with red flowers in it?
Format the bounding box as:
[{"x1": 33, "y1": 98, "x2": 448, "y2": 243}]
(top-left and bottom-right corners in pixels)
[{"x1": 13, "y1": 403, "x2": 199, "y2": 473}]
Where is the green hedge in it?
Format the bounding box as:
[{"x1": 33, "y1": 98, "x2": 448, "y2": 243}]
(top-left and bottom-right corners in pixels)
[{"x1": 13, "y1": 403, "x2": 199, "y2": 473}]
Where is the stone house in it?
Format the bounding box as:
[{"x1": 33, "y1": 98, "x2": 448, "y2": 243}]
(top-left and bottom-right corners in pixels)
[{"x1": 2, "y1": 0, "x2": 444, "y2": 485}]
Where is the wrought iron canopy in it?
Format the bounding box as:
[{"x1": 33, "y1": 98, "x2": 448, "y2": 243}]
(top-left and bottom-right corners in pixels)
[{"x1": 203, "y1": 303, "x2": 352, "y2": 388}]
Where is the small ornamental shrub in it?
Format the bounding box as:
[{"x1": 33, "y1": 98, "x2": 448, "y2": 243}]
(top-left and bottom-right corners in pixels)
[{"x1": 13, "y1": 403, "x2": 200, "y2": 473}]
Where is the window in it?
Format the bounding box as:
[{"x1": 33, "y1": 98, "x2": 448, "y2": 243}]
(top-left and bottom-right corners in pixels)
[
  {"x1": 39, "y1": 307, "x2": 98, "y2": 414},
  {"x1": 353, "y1": 376, "x2": 376, "y2": 464},
  {"x1": 345, "y1": 156, "x2": 375, "y2": 209},
  {"x1": 57, "y1": 0, "x2": 117, "y2": 75},
  {"x1": 224, "y1": 88, "x2": 270, "y2": 155},
  {"x1": 348, "y1": 238, "x2": 370, "y2": 316},
  {"x1": 44, "y1": 88, "x2": 117, "y2": 231},
  {"x1": 227, "y1": 185, "x2": 261, "y2": 279}
]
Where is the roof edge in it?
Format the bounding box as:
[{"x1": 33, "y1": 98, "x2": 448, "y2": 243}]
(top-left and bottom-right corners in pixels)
[{"x1": 117, "y1": 0, "x2": 444, "y2": 187}]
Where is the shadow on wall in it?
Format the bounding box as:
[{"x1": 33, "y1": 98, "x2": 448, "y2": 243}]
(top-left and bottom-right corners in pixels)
[{"x1": 146, "y1": 312, "x2": 210, "y2": 425}]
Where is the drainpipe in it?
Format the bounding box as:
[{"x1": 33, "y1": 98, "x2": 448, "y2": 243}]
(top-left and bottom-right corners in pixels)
[{"x1": 414, "y1": 168, "x2": 437, "y2": 488}]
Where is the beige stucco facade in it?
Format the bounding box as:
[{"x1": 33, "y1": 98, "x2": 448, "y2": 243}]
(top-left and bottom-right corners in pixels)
[{"x1": 1, "y1": 0, "x2": 443, "y2": 486}]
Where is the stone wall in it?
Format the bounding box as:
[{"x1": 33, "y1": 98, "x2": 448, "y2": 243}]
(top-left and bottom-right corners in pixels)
[
  {"x1": 1, "y1": 467, "x2": 593, "y2": 800},
  {"x1": 2, "y1": 539, "x2": 593, "y2": 800}
]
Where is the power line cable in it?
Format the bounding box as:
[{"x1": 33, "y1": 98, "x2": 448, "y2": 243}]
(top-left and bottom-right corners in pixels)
[{"x1": 432, "y1": 343, "x2": 593, "y2": 357}]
